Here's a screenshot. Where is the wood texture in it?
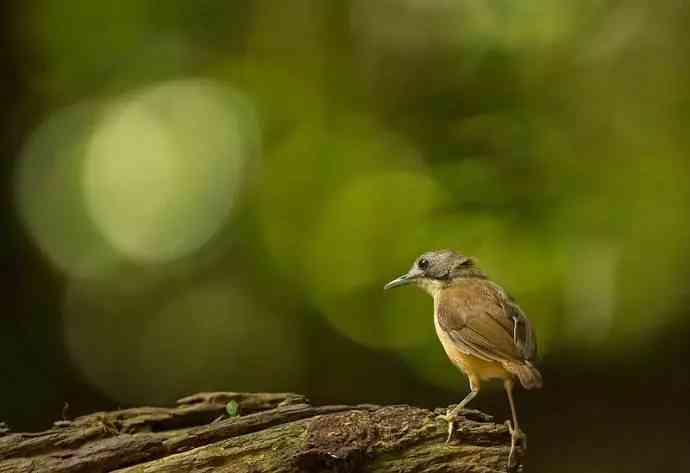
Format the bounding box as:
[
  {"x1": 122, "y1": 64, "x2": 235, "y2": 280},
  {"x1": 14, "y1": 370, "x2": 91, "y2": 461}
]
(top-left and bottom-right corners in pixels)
[{"x1": 0, "y1": 392, "x2": 523, "y2": 472}]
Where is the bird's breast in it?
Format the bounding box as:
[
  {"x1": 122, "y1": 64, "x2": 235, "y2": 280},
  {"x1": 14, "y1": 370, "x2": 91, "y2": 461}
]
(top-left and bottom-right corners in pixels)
[{"x1": 433, "y1": 308, "x2": 468, "y2": 371}]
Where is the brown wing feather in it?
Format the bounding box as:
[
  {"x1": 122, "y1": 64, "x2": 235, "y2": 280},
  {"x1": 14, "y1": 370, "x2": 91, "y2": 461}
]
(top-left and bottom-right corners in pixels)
[
  {"x1": 506, "y1": 298, "x2": 538, "y2": 362},
  {"x1": 437, "y1": 279, "x2": 537, "y2": 364},
  {"x1": 437, "y1": 278, "x2": 542, "y2": 389},
  {"x1": 487, "y1": 281, "x2": 538, "y2": 362}
]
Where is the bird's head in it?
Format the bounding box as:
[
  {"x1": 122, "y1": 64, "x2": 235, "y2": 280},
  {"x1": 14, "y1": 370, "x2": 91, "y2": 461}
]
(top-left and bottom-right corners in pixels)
[{"x1": 384, "y1": 249, "x2": 484, "y2": 296}]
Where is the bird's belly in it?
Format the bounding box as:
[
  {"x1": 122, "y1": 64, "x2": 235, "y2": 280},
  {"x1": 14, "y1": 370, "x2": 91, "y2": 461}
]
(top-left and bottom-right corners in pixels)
[{"x1": 434, "y1": 314, "x2": 509, "y2": 381}]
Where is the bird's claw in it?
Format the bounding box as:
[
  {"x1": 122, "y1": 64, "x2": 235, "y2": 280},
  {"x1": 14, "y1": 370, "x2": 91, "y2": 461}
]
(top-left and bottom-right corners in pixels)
[
  {"x1": 505, "y1": 420, "x2": 527, "y2": 470},
  {"x1": 436, "y1": 408, "x2": 463, "y2": 444},
  {"x1": 445, "y1": 421, "x2": 455, "y2": 443},
  {"x1": 436, "y1": 413, "x2": 456, "y2": 443},
  {"x1": 505, "y1": 420, "x2": 527, "y2": 448}
]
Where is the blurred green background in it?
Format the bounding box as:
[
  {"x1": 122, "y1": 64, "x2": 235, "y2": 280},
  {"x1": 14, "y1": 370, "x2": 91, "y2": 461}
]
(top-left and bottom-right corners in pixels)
[{"x1": 2, "y1": 1, "x2": 690, "y2": 471}]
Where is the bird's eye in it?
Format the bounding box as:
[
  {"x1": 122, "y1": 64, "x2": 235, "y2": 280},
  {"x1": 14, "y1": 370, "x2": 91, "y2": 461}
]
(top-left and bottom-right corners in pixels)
[{"x1": 418, "y1": 258, "x2": 429, "y2": 270}]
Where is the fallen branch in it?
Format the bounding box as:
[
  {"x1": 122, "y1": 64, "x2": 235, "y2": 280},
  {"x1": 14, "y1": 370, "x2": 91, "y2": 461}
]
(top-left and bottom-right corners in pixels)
[{"x1": 0, "y1": 392, "x2": 523, "y2": 472}]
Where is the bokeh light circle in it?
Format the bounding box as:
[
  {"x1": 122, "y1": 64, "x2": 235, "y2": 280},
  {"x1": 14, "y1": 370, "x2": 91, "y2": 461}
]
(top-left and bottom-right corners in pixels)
[
  {"x1": 14, "y1": 103, "x2": 120, "y2": 278},
  {"x1": 83, "y1": 79, "x2": 256, "y2": 263},
  {"x1": 306, "y1": 171, "x2": 447, "y2": 350}
]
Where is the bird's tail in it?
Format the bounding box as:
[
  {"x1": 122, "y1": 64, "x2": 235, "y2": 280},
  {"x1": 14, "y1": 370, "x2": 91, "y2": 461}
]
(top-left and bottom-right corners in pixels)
[{"x1": 504, "y1": 361, "x2": 543, "y2": 390}]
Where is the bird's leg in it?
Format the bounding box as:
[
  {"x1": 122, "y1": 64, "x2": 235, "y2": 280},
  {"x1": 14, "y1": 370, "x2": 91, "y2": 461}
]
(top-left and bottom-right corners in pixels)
[
  {"x1": 445, "y1": 389, "x2": 478, "y2": 419},
  {"x1": 504, "y1": 379, "x2": 526, "y2": 468},
  {"x1": 437, "y1": 377, "x2": 479, "y2": 443}
]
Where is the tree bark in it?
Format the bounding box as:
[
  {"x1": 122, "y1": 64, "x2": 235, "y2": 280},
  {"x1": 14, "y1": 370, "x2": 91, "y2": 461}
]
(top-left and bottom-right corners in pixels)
[{"x1": 0, "y1": 392, "x2": 523, "y2": 473}]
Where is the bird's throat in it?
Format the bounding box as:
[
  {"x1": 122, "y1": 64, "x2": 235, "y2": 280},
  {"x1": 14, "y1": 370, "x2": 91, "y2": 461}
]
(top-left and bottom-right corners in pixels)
[{"x1": 416, "y1": 278, "x2": 445, "y2": 298}]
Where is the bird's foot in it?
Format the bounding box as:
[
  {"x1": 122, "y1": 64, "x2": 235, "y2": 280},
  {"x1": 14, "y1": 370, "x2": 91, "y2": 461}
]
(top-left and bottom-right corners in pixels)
[
  {"x1": 435, "y1": 411, "x2": 457, "y2": 444},
  {"x1": 505, "y1": 420, "x2": 527, "y2": 470},
  {"x1": 506, "y1": 420, "x2": 527, "y2": 449},
  {"x1": 436, "y1": 406, "x2": 470, "y2": 444}
]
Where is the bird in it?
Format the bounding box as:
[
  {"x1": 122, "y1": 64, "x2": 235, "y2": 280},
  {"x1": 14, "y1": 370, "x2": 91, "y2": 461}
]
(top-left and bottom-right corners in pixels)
[{"x1": 384, "y1": 249, "x2": 542, "y2": 467}]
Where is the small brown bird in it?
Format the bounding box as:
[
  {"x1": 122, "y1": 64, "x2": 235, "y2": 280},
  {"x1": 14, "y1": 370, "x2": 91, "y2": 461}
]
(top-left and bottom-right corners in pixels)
[{"x1": 384, "y1": 249, "x2": 542, "y2": 466}]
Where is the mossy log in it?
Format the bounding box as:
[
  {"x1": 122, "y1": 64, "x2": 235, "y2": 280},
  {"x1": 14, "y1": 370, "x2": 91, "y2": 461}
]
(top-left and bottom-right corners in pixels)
[{"x1": 0, "y1": 392, "x2": 524, "y2": 472}]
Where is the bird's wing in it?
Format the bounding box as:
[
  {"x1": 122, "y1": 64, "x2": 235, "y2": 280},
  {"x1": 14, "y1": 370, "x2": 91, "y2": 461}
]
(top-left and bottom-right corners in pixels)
[
  {"x1": 436, "y1": 279, "x2": 537, "y2": 363},
  {"x1": 505, "y1": 295, "x2": 538, "y2": 362}
]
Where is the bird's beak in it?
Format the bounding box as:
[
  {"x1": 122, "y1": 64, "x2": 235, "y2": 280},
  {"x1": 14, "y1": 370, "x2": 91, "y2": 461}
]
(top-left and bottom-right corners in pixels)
[{"x1": 384, "y1": 273, "x2": 412, "y2": 290}]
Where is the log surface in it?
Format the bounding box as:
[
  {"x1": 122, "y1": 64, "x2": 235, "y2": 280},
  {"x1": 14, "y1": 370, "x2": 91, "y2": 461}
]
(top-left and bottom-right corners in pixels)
[{"x1": 0, "y1": 392, "x2": 523, "y2": 472}]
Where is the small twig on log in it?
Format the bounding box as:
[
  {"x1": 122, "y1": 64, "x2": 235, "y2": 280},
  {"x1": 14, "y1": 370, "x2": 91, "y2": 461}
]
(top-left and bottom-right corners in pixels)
[{"x1": 0, "y1": 392, "x2": 524, "y2": 473}]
